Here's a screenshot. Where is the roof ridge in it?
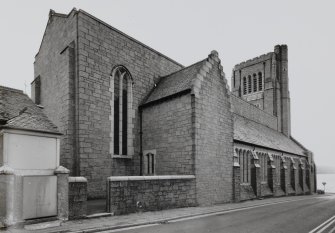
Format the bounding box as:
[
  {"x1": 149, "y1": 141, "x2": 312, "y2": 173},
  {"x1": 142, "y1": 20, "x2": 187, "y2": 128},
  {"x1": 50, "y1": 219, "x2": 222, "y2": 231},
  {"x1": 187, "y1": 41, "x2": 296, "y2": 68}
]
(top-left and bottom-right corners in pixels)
[
  {"x1": 0, "y1": 85, "x2": 23, "y2": 93},
  {"x1": 158, "y1": 59, "x2": 206, "y2": 81}
]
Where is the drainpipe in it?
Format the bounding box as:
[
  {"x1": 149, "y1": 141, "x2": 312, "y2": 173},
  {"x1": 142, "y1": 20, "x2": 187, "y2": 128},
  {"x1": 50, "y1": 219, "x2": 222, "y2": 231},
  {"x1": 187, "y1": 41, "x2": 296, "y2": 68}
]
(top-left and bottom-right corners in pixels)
[{"x1": 139, "y1": 107, "x2": 143, "y2": 176}]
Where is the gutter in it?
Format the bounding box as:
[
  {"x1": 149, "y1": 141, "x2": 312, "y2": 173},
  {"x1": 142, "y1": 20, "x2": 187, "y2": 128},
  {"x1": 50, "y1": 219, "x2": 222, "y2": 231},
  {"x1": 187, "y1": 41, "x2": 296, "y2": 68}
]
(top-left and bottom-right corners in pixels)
[{"x1": 233, "y1": 139, "x2": 305, "y2": 157}]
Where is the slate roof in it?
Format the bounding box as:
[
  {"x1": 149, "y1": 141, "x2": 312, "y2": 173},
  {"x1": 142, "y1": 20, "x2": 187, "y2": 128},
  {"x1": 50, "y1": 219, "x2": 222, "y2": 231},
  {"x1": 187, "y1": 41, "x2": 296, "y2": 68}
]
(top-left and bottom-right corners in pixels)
[
  {"x1": 144, "y1": 59, "x2": 206, "y2": 104},
  {"x1": 0, "y1": 86, "x2": 60, "y2": 134},
  {"x1": 233, "y1": 114, "x2": 306, "y2": 156}
]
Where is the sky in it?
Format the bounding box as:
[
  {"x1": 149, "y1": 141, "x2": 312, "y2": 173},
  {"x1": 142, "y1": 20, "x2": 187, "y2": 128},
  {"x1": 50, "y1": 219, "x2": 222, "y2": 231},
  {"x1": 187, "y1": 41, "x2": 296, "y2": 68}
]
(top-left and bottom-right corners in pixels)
[{"x1": 0, "y1": 0, "x2": 334, "y2": 170}]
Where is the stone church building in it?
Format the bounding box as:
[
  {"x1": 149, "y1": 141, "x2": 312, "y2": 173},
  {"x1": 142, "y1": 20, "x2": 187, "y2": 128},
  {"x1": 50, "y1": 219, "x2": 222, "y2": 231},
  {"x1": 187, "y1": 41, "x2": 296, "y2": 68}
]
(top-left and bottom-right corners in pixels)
[{"x1": 31, "y1": 8, "x2": 316, "y2": 209}]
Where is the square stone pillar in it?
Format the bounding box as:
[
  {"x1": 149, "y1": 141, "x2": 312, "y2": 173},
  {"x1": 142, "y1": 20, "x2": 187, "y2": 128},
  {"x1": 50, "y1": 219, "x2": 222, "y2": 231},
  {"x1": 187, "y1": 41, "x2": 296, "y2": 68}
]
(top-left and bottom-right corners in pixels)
[
  {"x1": 0, "y1": 165, "x2": 15, "y2": 228},
  {"x1": 68, "y1": 177, "x2": 88, "y2": 219},
  {"x1": 55, "y1": 166, "x2": 70, "y2": 221}
]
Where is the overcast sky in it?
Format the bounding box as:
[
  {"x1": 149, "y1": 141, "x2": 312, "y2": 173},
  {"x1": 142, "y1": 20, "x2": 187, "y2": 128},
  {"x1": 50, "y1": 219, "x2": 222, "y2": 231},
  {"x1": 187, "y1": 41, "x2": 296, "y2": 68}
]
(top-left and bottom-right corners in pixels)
[{"x1": 1, "y1": 0, "x2": 334, "y2": 169}]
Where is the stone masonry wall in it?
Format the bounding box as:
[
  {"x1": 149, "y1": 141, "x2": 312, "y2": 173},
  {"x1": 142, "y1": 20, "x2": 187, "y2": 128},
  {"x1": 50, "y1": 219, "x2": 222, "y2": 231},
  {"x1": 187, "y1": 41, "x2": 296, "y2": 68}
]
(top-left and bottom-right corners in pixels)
[
  {"x1": 142, "y1": 94, "x2": 193, "y2": 175},
  {"x1": 34, "y1": 12, "x2": 77, "y2": 174},
  {"x1": 233, "y1": 142, "x2": 312, "y2": 201},
  {"x1": 107, "y1": 176, "x2": 196, "y2": 215},
  {"x1": 193, "y1": 55, "x2": 233, "y2": 205},
  {"x1": 231, "y1": 95, "x2": 278, "y2": 130},
  {"x1": 76, "y1": 11, "x2": 183, "y2": 198}
]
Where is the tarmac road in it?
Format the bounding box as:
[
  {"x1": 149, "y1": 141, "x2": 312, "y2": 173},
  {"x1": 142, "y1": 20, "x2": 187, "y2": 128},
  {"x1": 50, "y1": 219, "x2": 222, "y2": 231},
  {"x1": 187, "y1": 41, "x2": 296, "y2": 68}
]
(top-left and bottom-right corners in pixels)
[{"x1": 104, "y1": 195, "x2": 335, "y2": 233}]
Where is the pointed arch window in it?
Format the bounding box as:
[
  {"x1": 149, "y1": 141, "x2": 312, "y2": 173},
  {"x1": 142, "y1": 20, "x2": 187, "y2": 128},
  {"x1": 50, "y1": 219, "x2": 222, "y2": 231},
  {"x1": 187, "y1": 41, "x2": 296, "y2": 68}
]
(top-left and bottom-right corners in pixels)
[
  {"x1": 110, "y1": 66, "x2": 134, "y2": 158},
  {"x1": 243, "y1": 77, "x2": 247, "y2": 95},
  {"x1": 258, "y1": 72, "x2": 263, "y2": 91},
  {"x1": 247, "y1": 75, "x2": 252, "y2": 93},
  {"x1": 253, "y1": 74, "x2": 257, "y2": 92}
]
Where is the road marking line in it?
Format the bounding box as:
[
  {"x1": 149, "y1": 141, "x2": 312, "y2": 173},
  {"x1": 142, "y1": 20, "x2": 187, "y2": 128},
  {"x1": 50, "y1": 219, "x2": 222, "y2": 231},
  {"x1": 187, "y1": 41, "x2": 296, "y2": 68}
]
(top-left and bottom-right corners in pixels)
[
  {"x1": 169, "y1": 197, "x2": 318, "y2": 223},
  {"x1": 309, "y1": 215, "x2": 335, "y2": 233},
  {"x1": 328, "y1": 225, "x2": 335, "y2": 233},
  {"x1": 316, "y1": 218, "x2": 335, "y2": 233},
  {"x1": 78, "y1": 195, "x2": 327, "y2": 233},
  {"x1": 98, "y1": 223, "x2": 160, "y2": 232}
]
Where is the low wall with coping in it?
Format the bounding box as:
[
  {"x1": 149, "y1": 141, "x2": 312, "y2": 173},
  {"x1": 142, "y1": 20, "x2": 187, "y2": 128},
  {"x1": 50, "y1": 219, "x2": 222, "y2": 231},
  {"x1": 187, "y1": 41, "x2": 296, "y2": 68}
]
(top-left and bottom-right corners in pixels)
[
  {"x1": 107, "y1": 175, "x2": 197, "y2": 215},
  {"x1": 68, "y1": 177, "x2": 87, "y2": 219}
]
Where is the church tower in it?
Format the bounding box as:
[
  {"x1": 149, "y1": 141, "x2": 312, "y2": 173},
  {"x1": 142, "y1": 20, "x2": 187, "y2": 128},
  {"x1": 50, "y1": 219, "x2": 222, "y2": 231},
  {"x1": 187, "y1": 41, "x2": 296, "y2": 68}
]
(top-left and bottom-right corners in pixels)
[
  {"x1": 275, "y1": 45, "x2": 291, "y2": 137},
  {"x1": 231, "y1": 44, "x2": 291, "y2": 137}
]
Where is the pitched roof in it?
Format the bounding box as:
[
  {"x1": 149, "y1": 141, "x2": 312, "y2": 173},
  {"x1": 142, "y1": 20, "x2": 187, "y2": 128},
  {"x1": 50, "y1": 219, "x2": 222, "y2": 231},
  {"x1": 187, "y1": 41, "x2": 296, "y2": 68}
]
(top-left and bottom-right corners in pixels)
[
  {"x1": 0, "y1": 86, "x2": 60, "y2": 134},
  {"x1": 233, "y1": 114, "x2": 306, "y2": 156},
  {"x1": 144, "y1": 59, "x2": 206, "y2": 104}
]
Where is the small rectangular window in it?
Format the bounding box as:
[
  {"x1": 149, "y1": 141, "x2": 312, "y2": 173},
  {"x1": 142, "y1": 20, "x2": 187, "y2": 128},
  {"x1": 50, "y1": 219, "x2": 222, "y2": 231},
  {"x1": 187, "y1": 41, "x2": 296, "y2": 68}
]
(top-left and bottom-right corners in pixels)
[{"x1": 34, "y1": 76, "x2": 41, "y2": 105}]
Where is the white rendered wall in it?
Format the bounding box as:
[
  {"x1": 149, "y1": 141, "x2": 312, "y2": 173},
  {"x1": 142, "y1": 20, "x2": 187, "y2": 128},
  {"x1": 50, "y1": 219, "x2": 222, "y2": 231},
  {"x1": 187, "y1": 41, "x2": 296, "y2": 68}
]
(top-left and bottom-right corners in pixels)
[{"x1": 2, "y1": 131, "x2": 60, "y2": 170}]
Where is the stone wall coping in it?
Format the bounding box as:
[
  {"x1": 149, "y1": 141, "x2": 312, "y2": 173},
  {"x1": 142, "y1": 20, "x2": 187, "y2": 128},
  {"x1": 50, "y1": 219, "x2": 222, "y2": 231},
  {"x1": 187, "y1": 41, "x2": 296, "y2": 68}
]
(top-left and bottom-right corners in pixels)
[
  {"x1": 0, "y1": 165, "x2": 15, "y2": 175},
  {"x1": 54, "y1": 166, "x2": 70, "y2": 174},
  {"x1": 68, "y1": 176, "x2": 88, "y2": 183},
  {"x1": 108, "y1": 175, "x2": 196, "y2": 181}
]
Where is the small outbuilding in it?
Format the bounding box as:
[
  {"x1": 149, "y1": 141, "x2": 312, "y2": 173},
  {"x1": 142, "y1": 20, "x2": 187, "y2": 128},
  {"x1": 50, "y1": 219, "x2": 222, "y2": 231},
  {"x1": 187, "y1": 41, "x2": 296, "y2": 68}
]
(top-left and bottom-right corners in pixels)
[{"x1": 0, "y1": 86, "x2": 69, "y2": 228}]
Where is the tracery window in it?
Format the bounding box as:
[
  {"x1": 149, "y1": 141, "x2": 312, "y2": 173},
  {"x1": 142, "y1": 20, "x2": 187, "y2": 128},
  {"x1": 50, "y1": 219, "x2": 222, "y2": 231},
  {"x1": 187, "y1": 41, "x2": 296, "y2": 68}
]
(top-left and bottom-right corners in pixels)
[
  {"x1": 239, "y1": 150, "x2": 250, "y2": 183},
  {"x1": 110, "y1": 66, "x2": 134, "y2": 157}
]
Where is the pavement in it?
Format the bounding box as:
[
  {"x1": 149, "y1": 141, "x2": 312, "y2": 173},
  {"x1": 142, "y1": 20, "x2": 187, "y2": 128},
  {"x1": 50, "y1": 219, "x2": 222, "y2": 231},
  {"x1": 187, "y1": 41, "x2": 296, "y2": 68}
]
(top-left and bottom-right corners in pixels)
[{"x1": 1, "y1": 194, "x2": 333, "y2": 233}]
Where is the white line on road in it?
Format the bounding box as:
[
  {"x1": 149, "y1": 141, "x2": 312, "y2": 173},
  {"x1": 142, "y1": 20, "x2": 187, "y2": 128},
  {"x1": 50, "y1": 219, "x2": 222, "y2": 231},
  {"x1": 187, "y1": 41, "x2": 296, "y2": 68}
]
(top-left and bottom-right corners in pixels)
[
  {"x1": 328, "y1": 225, "x2": 335, "y2": 233},
  {"x1": 94, "y1": 196, "x2": 329, "y2": 233},
  {"x1": 169, "y1": 197, "x2": 318, "y2": 223},
  {"x1": 309, "y1": 215, "x2": 335, "y2": 233},
  {"x1": 98, "y1": 223, "x2": 160, "y2": 233}
]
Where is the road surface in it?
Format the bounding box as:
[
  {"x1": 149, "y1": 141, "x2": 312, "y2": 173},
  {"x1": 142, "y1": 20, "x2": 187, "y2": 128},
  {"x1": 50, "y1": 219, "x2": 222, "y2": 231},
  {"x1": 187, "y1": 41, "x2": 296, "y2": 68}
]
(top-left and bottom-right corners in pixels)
[{"x1": 103, "y1": 195, "x2": 335, "y2": 233}]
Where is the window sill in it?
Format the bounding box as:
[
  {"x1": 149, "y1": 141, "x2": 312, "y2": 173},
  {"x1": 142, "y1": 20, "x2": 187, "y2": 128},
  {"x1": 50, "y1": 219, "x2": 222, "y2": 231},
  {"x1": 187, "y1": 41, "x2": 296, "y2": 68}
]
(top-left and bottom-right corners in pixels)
[
  {"x1": 240, "y1": 183, "x2": 251, "y2": 186},
  {"x1": 112, "y1": 154, "x2": 133, "y2": 159}
]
